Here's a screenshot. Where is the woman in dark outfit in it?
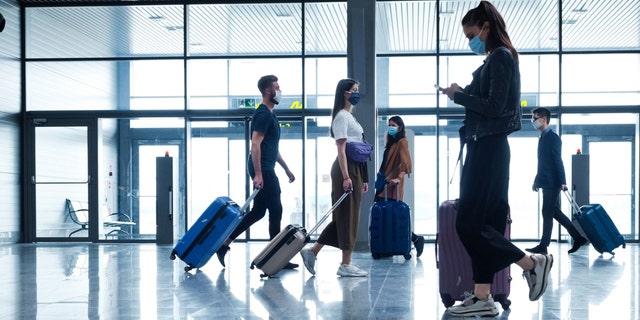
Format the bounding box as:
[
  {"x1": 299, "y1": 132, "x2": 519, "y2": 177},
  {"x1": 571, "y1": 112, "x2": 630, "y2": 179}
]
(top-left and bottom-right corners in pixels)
[{"x1": 440, "y1": 1, "x2": 554, "y2": 317}]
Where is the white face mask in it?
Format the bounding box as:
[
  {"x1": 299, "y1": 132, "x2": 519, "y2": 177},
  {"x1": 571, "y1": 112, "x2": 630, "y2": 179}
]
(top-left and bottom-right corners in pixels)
[
  {"x1": 532, "y1": 119, "x2": 543, "y2": 130},
  {"x1": 272, "y1": 90, "x2": 282, "y2": 104}
]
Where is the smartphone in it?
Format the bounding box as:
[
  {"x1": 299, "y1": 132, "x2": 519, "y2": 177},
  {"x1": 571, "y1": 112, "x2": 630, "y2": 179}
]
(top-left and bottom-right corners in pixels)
[{"x1": 434, "y1": 84, "x2": 443, "y2": 90}]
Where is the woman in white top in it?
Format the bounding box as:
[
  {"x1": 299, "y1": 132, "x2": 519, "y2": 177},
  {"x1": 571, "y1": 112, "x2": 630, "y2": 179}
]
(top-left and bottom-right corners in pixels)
[{"x1": 300, "y1": 78, "x2": 369, "y2": 277}]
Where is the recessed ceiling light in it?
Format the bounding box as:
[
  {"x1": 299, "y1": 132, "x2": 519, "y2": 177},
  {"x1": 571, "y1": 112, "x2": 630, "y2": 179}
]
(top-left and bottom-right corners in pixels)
[
  {"x1": 149, "y1": 15, "x2": 164, "y2": 20},
  {"x1": 275, "y1": 12, "x2": 293, "y2": 20},
  {"x1": 573, "y1": 5, "x2": 588, "y2": 13},
  {"x1": 562, "y1": 19, "x2": 577, "y2": 25},
  {"x1": 166, "y1": 26, "x2": 184, "y2": 31}
]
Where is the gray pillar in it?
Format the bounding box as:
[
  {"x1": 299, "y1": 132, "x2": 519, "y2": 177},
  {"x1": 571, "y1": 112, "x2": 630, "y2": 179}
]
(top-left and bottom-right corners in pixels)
[
  {"x1": 156, "y1": 155, "x2": 174, "y2": 244},
  {"x1": 571, "y1": 153, "x2": 590, "y2": 207},
  {"x1": 347, "y1": 0, "x2": 376, "y2": 251}
]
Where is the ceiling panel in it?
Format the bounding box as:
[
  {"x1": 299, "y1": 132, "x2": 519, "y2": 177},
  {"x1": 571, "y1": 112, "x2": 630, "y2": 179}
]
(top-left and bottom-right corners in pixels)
[
  {"x1": 189, "y1": 3, "x2": 302, "y2": 56},
  {"x1": 22, "y1": 0, "x2": 640, "y2": 59}
]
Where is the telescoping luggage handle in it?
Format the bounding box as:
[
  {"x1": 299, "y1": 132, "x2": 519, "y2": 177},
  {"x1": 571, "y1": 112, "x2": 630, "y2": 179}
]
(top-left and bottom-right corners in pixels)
[
  {"x1": 240, "y1": 188, "x2": 261, "y2": 215},
  {"x1": 307, "y1": 190, "x2": 351, "y2": 235},
  {"x1": 562, "y1": 189, "x2": 582, "y2": 216},
  {"x1": 383, "y1": 183, "x2": 400, "y2": 201}
]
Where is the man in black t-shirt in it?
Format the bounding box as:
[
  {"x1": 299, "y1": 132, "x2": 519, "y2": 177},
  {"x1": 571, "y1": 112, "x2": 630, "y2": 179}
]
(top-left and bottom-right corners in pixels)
[{"x1": 216, "y1": 75, "x2": 297, "y2": 269}]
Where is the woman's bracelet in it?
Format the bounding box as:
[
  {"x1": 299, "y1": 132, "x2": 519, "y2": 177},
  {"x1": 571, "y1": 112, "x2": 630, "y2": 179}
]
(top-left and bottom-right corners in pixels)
[{"x1": 343, "y1": 177, "x2": 350, "y2": 180}]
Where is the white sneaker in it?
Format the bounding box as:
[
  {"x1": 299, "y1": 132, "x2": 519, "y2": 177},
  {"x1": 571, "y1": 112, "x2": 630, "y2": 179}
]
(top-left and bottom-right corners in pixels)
[
  {"x1": 447, "y1": 294, "x2": 499, "y2": 317},
  {"x1": 337, "y1": 264, "x2": 368, "y2": 277},
  {"x1": 300, "y1": 248, "x2": 316, "y2": 275},
  {"x1": 523, "y1": 253, "x2": 553, "y2": 301}
]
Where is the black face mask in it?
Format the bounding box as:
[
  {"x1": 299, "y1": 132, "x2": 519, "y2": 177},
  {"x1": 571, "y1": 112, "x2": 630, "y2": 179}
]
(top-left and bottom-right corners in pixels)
[{"x1": 0, "y1": 13, "x2": 6, "y2": 33}]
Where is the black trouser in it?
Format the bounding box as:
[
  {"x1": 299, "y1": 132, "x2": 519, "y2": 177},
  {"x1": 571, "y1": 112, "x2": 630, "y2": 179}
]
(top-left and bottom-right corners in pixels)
[
  {"x1": 456, "y1": 134, "x2": 525, "y2": 284},
  {"x1": 228, "y1": 170, "x2": 282, "y2": 240},
  {"x1": 539, "y1": 187, "x2": 583, "y2": 246},
  {"x1": 372, "y1": 196, "x2": 420, "y2": 242}
]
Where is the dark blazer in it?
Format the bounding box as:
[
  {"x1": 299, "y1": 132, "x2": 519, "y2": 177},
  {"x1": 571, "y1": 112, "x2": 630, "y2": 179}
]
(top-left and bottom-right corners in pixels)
[{"x1": 534, "y1": 128, "x2": 566, "y2": 189}]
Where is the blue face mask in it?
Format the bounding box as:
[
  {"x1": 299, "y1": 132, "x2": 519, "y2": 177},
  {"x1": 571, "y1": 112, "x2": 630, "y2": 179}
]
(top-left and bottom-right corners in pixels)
[
  {"x1": 468, "y1": 29, "x2": 486, "y2": 55},
  {"x1": 388, "y1": 126, "x2": 398, "y2": 136},
  {"x1": 348, "y1": 92, "x2": 360, "y2": 105}
]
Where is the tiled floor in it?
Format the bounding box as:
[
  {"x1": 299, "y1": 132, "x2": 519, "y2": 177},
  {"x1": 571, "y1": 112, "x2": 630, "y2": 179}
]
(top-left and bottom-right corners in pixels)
[{"x1": 0, "y1": 241, "x2": 635, "y2": 319}]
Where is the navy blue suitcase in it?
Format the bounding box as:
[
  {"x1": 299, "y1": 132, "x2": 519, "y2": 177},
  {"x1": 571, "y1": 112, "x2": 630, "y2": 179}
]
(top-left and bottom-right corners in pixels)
[
  {"x1": 369, "y1": 187, "x2": 412, "y2": 260},
  {"x1": 564, "y1": 191, "x2": 625, "y2": 255},
  {"x1": 170, "y1": 189, "x2": 259, "y2": 271}
]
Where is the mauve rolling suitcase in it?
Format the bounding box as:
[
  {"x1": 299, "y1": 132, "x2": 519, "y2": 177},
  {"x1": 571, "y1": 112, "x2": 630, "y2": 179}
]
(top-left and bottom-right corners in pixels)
[
  {"x1": 564, "y1": 191, "x2": 626, "y2": 255},
  {"x1": 250, "y1": 191, "x2": 350, "y2": 277},
  {"x1": 436, "y1": 200, "x2": 511, "y2": 309},
  {"x1": 369, "y1": 186, "x2": 412, "y2": 260},
  {"x1": 170, "y1": 189, "x2": 260, "y2": 271}
]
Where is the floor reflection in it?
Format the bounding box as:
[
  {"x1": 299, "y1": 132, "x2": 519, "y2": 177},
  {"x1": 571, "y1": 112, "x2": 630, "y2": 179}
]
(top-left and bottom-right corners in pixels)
[{"x1": 0, "y1": 242, "x2": 636, "y2": 319}]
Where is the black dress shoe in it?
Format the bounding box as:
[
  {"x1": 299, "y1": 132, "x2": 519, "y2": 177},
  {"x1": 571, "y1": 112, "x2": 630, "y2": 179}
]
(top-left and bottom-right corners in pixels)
[
  {"x1": 525, "y1": 245, "x2": 548, "y2": 254},
  {"x1": 568, "y1": 237, "x2": 588, "y2": 254},
  {"x1": 283, "y1": 262, "x2": 299, "y2": 269},
  {"x1": 216, "y1": 245, "x2": 229, "y2": 267}
]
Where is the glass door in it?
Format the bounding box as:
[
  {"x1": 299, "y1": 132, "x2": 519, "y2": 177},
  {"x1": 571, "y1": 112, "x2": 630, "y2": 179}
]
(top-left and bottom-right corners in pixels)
[
  {"x1": 588, "y1": 140, "x2": 635, "y2": 237},
  {"x1": 26, "y1": 118, "x2": 97, "y2": 241}
]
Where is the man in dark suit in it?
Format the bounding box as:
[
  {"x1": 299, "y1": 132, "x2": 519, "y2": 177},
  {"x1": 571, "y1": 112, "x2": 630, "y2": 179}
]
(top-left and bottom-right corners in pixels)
[{"x1": 528, "y1": 107, "x2": 588, "y2": 254}]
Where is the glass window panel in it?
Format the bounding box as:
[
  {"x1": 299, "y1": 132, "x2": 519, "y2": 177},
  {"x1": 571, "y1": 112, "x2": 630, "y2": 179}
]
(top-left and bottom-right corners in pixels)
[
  {"x1": 137, "y1": 145, "x2": 180, "y2": 236},
  {"x1": 304, "y1": 58, "x2": 347, "y2": 109},
  {"x1": 305, "y1": 2, "x2": 347, "y2": 55},
  {"x1": 304, "y1": 116, "x2": 335, "y2": 236},
  {"x1": 130, "y1": 118, "x2": 184, "y2": 129},
  {"x1": 437, "y1": 55, "x2": 484, "y2": 108},
  {"x1": 520, "y1": 54, "x2": 559, "y2": 108},
  {"x1": 35, "y1": 126, "x2": 88, "y2": 238},
  {"x1": 189, "y1": 3, "x2": 302, "y2": 56},
  {"x1": 228, "y1": 58, "x2": 302, "y2": 111},
  {"x1": 437, "y1": 118, "x2": 463, "y2": 204},
  {"x1": 26, "y1": 62, "x2": 118, "y2": 111},
  {"x1": 500, "y1": 0, "x2": 559, "y2": 53},
  {"x1": 131, "y1": 60, "x2": 185, "y2": 100},
  {"x1": 562, "y1": 0, "x2": 640, "y2": 51},
  {"x1": 26, "y1": 5, "x2": 184, "y2": 58},
  {"x1": 189, "y1": 118, "x2": 302, "y2": 240},
  {"x1": 187, "y1": 59, "x2": 229, "y2": 101},
  {"x1": 561, "y1": 113, "x2": 638, "y2": 237},
  {"x1": 377, "y1": 1, "x2": 436, "y2": 54},
  {"x1": 379, "y1": 56, "x2": 437, "y2": 108},
  {"x1": 435, "y1": 0, "x2": 558, "y2": 54},
  {"x1": 561, "y1": 54, "x2": 640, "y2": 106},
  {"x1": 380, "y1": 115, "x2": 438, "y2": 238}
]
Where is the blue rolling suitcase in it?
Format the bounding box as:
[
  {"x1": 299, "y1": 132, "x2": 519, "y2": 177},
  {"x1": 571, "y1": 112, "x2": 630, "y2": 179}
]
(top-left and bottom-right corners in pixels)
[
  {"x1": 564, "y1": 191, "x2": 626, "y2": 255},
  {"x1": 369, "y1": 186, "x2": 412, "y2": 260},
  {"x1": 170, "y1": 189, "x2": 259, "y2": 271}
]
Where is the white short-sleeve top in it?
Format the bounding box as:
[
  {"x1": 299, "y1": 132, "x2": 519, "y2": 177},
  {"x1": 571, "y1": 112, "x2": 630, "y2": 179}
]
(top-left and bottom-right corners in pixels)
[{"x1": 332, "y1": 109, "x2": 364, "y2": 142}]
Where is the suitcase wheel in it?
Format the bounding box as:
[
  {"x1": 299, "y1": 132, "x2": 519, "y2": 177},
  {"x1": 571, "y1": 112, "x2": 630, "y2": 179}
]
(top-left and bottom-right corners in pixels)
[
  {"x1": 169, "y1": 250, "x2": 177, "y2": 260},
  {"x1": 184, "y1": 265, "x2": 194, "y2": 272},
  {"x1": 260, "y1": 273, "x2": 269, "y2": 278},
  {"x1": 440, "y1": 293, "x2": 454, "y2": 308},
  {"x1": 403, "y1": 253, "x2": 411, "y2": 260},
  {"x1": 498, "y1": 298, "x2": 511, "y2": 310}
]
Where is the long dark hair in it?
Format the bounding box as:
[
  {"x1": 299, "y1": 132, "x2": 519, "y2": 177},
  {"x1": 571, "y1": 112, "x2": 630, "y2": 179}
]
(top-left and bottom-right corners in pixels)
[
  {"x1": 462, "y1": 1, "x2": 518, "y2": 62},
  {"x1": 330, "y1": 78, "x2": 358, "y2": 138},
  {"x1": 385, "y1": 115, "x2": 406, "y2": 149}
]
